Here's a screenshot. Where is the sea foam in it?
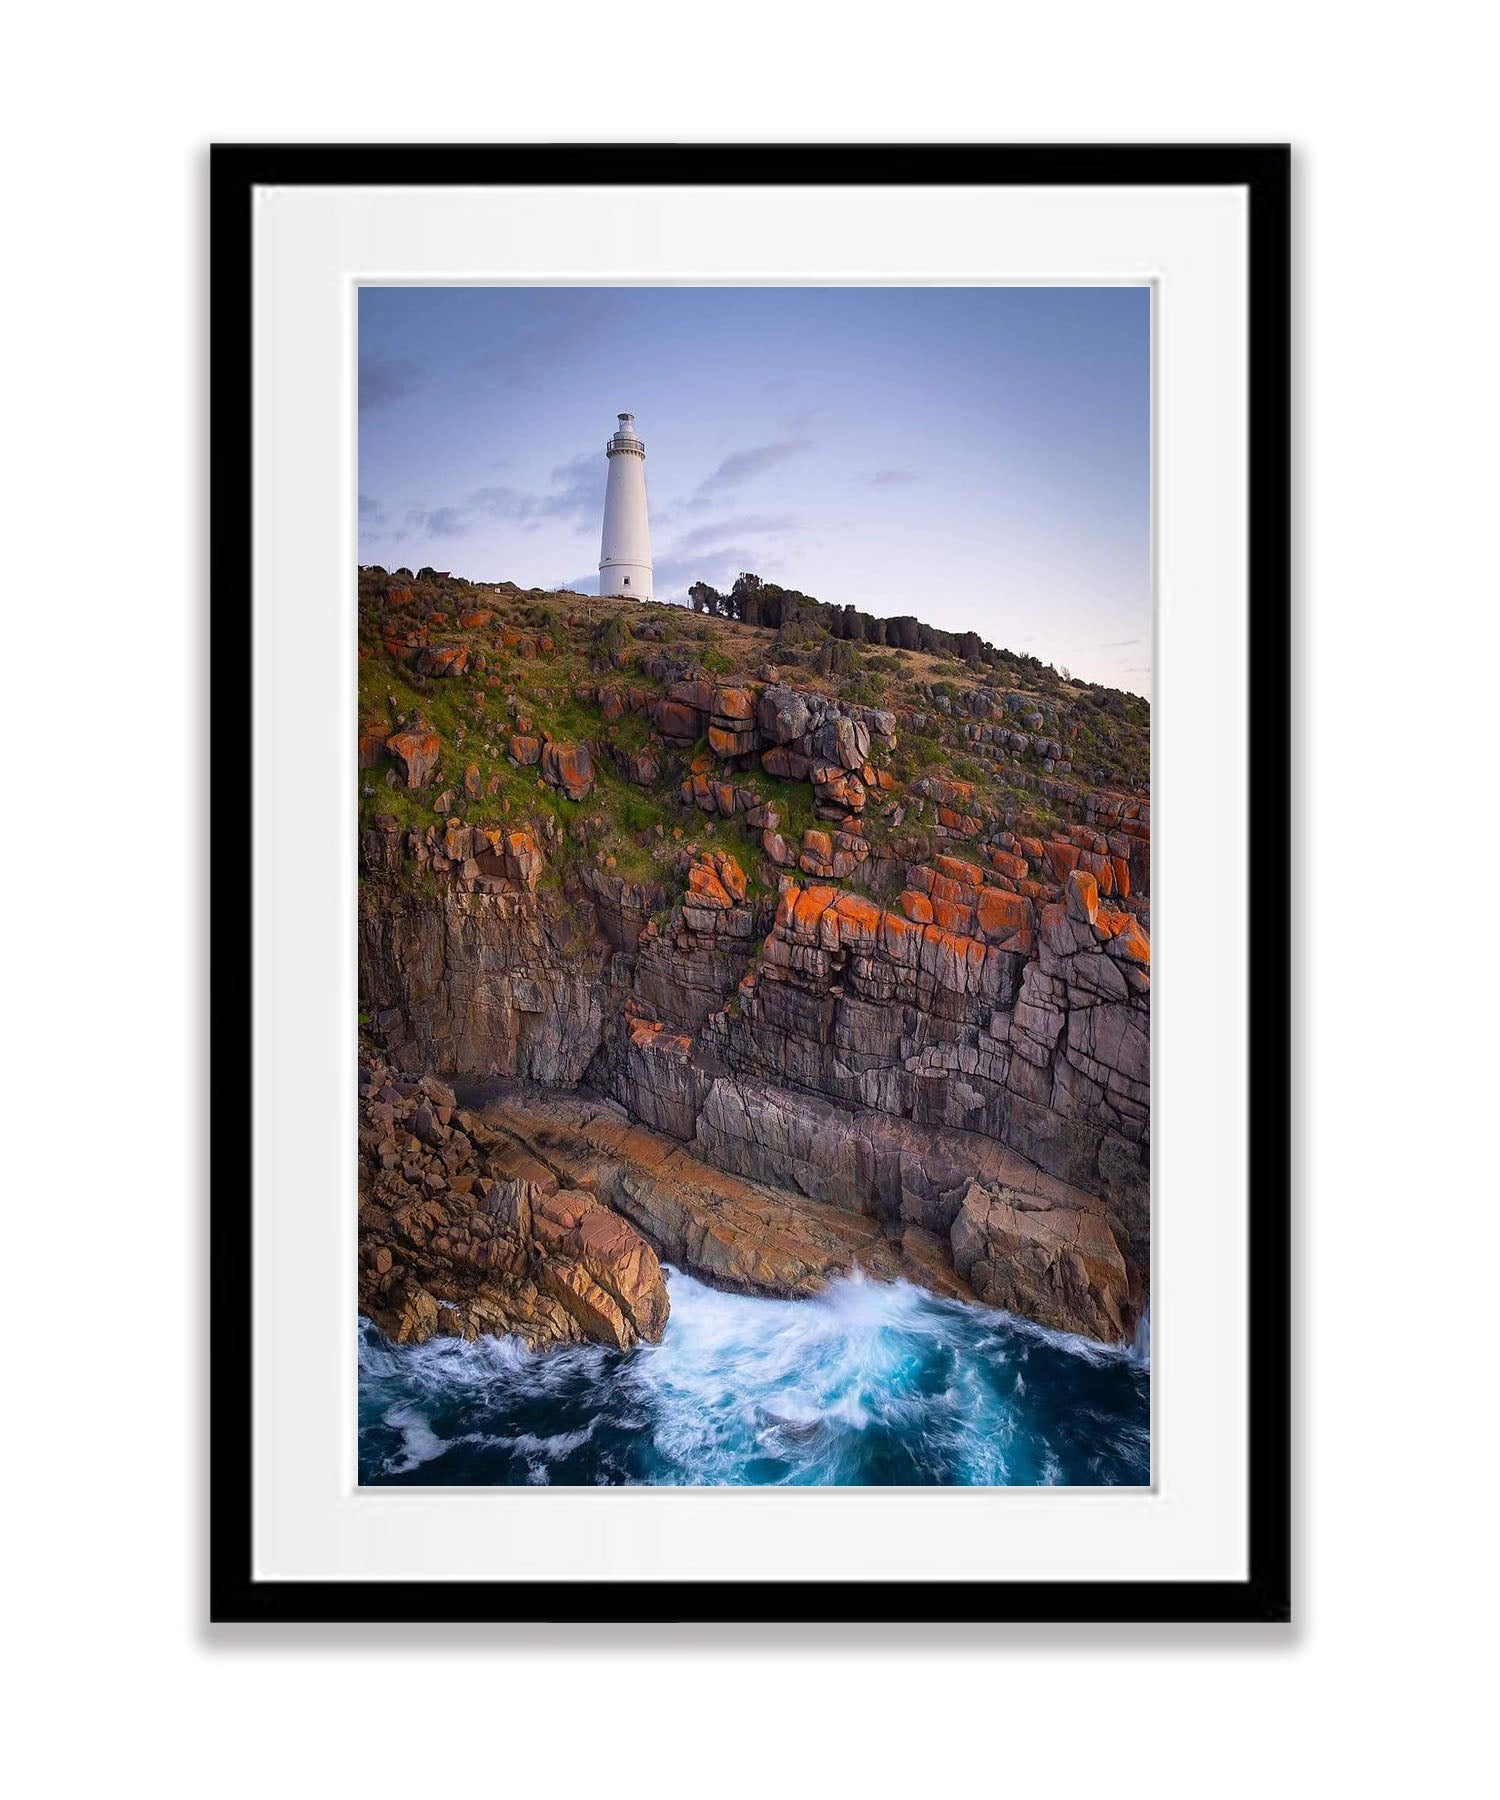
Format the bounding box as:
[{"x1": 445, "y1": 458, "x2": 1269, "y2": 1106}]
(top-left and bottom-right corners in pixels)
[{"x1": 358, "y1": 1268, "x2": 1150, "y2": 1488}]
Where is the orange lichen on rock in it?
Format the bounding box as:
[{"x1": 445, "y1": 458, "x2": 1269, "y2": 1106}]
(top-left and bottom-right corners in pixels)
[
  {"x1": 711, "y1": 685, "x2": 755, "y2": 721},
  {"x1": 540, "y1": 742, "x2": 594, "y2": 802},
  {"x1": 786, "y1": 883, "x2": 837, "y2": 945},
  {"x1": 687, "y1": 849, "x2": 747, "y2": 910},
  {"x1": 975, "y1": 886, "x2": 1032, "y2": 941},
  {"x1": 933, "y1": 897, "x2": 974, "y2": 933},
  {"x1": 831, "y1": 890, "x2": 882, "y2": 949},
  {"x1": 626, "y1": 1015, "x2": 693, "y2": 1056},
  {"x1": 1043, "y1": 841, "x2": 1081, "y2": 883},
  {"x1": 386, "y1": 726, "x2": 441, "y2": 788},
  {"x1": 708, "y1": 723, "x2": 757, "y2": 757},
  {"x1": 415, "y1": 643, "x2": 469, "y2": 678}
]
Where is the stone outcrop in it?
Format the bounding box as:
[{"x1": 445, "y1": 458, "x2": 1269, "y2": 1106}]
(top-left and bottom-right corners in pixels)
[
  {"x1": 471, "y1": 1083, "x2": 972, "y2": 1303},
  {"x1": 414, "y1": 642, "x2": 469, "y2": 678},
  {"x1": 359, "y1": 877, "x2": 610, "y2": 1084},
  {"x1": 386, "y1": 725, "x2": 440, "y2": 788},
  {"x1": 540, "y1": 740, "x2": 593, "y2": 801},
  {"x1": 581, "y1": 844, "x2": 1148, "y2": 1338},
  {"x1": 950, "y1": 1180, "x2": 1128, "y2": 1341},
  {"x1": 361, "y1": 814, "x2": 547, "y2": 896},
  {"x1": 685, "y1": 858, "x2": 1148, "y2": 1215},
  {"x1": 358, "y1": 1062, "x2": 668, "y2": 1351},
  {"x1": 593, "y1": 675, "x2": 897, "y2": 825},
  {"x1": 688, "y1": 1078, "x2": 1132, "y2": 1338}
]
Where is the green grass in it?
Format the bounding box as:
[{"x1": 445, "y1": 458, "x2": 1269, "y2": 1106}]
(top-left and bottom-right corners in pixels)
[
  {"x1": 739, "y1": 771, "x2": 818, "y2": 846},
  {"x1": 357, "y1": 571, "x2": 1151, "y2": 900}
]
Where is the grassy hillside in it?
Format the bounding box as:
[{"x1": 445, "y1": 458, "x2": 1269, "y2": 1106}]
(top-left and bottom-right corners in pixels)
[{"x1": 357, "y1": 566, "x2": 1150, "y2": 897}]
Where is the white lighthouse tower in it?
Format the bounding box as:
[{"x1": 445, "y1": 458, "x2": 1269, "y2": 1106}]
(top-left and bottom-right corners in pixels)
[{"x1": 599, "y1": 412, "x2": 653, "y2": 600}]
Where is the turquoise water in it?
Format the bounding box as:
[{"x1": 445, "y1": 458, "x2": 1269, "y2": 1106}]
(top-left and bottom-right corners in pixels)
[{"x1": 358, "y1": 1268, "x2": 1150, "y2": 1487}]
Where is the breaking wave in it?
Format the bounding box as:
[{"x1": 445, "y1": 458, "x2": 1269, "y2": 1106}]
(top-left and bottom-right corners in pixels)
[{"x1": 358, "y1": 1268, "x2": 1150, "y2": 1487}]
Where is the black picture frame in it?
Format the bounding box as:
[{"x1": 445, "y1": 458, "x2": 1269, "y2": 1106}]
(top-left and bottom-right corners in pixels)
[{"x1": 210, "y1": 143, "x2": 1290, "y2": 1626}]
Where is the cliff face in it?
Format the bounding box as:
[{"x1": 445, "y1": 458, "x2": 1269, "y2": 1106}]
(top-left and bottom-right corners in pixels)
[
  {"x1": 593, "y1": 844, "x2": 1146, "y2": 1342},
  {"x1": 357, "y1": 568, "x2": 1150, "y2": 1347},
  {"x1": 357, "y1": 870, "x2": 612, "y2": 1085}
]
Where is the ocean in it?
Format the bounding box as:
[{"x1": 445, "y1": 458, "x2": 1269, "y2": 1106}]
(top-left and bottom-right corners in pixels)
[{"x1": 359, "y1": 1267, "x2": 1150, "y2": 1487}]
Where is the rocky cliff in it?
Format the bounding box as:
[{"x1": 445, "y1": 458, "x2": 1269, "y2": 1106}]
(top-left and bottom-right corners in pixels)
[
  {"x1": 357, "y1": 567, "x2": 1150, "y2": 1347},
  {"x1": 358, "y1": 1063, "x2": 669, "y2": 1351}
]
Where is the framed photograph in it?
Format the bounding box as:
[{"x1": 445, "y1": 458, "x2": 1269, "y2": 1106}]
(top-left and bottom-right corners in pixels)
[{"x1": 211, "y1": 143, "x2": 1289, "y2": 1623}]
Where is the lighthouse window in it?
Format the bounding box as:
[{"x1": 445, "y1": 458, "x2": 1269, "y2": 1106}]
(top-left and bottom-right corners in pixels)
[{"x1": 623, "y1": 577, "x2": 630, "y2": 586}]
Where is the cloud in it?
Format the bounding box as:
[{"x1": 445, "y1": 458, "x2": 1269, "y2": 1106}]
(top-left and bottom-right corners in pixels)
[
  {"x1": 359, "y1": 355, "x2": 423, "y2": 411},
  {"x1": 653, "y1": 549, "x2": 754, "y2": 591},
  {"x1": 668, "y1": 513, "x2": 799, "y2": 554},
  {"x1": 637, "y1": 509, "x2": 803, "y2": 598},
  {"x1": 406, "y1": 454, "x2": 602, "y2": 544},
  {"x1": 358, "y1": 493, "x2": 387, "y2": 524},
  {"x1": 418, "y1": 506, "x2": 474, "y2": 539},
  {"x1": 693, "y1": 437, "x2": 809, "y2": 500},
  {"x1": 470, "y1": 452, "x2": 598, "y2": 530},
  {"x1": 861, "y1": 467, "x2": 922, "y2": 487},
  {"x1": 651, "y1": 539, "x2": 793, "y2": 597}
]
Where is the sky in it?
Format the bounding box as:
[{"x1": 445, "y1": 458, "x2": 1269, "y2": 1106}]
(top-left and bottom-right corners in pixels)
[{"x1": 358, "y1": 285, "x2": 1151, "y2": 693}]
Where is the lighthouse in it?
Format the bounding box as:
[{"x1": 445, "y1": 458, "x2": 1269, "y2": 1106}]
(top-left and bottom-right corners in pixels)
[{"x1": 599, "y1": 412, "x2": 653, "y2": 600}]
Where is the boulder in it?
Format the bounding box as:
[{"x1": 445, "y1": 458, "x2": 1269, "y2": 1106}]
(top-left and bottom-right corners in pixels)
[
  {"x1": 708, "y1": 723, "x2": 757, "y2": 757},
  {"x1": 711, "y1": 685, "x2": 755, "y2": 722},
  {"x1": 541, "y1": 742, "x2": 594, "y2": 802},
  {"x1": 415, "y1": 643, "x2": 469, "y2": 678},
  {"x1": 756, "y1": 686, "x2": 811, "y2": 744},
  {"x1": 950, "y1": 1180, "x2": 1129, "y2": 1341},
  {"x1": 762, "y1": 745, "x2": 812, "y2": 781},
  {"x1": 653, "y1": 699, "x2": 703, "y2": 743},
  {"x1": 386, "y1": 726, "x2": 441, "y2": 788}
]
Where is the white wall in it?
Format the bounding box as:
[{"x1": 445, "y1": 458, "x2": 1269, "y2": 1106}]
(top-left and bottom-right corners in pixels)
[
  {"x1": 600, "y1": 443, "x2": 654, "y2": 596},
  {"x1": 6, "y1": 4, "x2": 1495, "y2": 1797}
]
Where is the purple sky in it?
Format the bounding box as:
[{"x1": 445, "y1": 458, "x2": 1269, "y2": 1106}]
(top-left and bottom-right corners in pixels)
[{"x1": 359, "y1": 286, "x2": 1150, "y2": 693}]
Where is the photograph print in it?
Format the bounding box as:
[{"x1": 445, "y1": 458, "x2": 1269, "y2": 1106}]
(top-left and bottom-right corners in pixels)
[{"x1": 355, "y1": 284, "x2": 1152, "y2": 1488}]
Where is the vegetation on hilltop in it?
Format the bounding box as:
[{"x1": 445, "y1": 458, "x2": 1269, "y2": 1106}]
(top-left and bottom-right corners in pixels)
[{"x1": 358, "y1": 565, "x2": 1149, "y2": 902}]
